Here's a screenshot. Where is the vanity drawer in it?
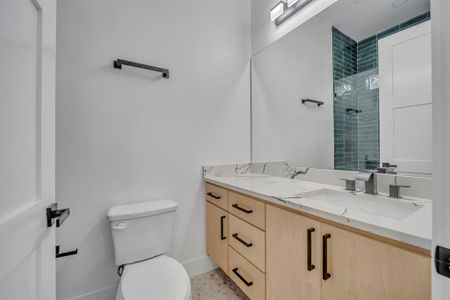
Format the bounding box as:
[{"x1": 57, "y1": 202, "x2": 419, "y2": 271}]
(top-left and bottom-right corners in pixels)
[
  {"x1": 229, "y1": 191, "x2": 265, "y2": 230},
  {"x1": 229, "y1": 246, "x2": 265, "y2": 300},
  {"x1": 229, "y1": 214, "x2": 265, "y2": 272},
  {"x1": 205, "y1": 183, "x2": 228, "y2": 210}
]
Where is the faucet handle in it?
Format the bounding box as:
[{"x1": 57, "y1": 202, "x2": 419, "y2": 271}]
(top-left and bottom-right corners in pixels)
[
  {"x1": 389, "y1": 184, "x2": 410, "y2": 198},
  {"x1": 383, "y1": 162, "x2": 398, "y2": 168},
  {"x1": 378, "y1": 162, "x2": 398, "y2": 174},
  {"x1": 340, "y1": 178, "x2": 356, "y2": 191}
]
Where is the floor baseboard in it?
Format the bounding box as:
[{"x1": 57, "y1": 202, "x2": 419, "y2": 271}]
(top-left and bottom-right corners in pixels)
[
  {"x1": 59, "y1": 284, "x2": 117, "y2": 300},
  {"x1": 183, "y1": 255, "x2": 218, "y2": 278}
]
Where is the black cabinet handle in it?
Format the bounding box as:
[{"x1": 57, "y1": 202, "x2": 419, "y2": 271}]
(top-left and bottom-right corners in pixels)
[
  {"x1": 323, "y1": 233, "x2": 331, "y2": 280},
  {"x1": 232, "y1": 203, "x2": 253, "y2": 214},
  {"x1": 232, "y1": 268, "x2": 253, "y2": 287},
  {"x1": 232, "y1": 233, "x2": 253, "y2": 247},
  {"x1": 207, "y1": 192, "x2": 221, "y2": 200},
  {"x1": 220, "y1": 216, "x2": 226, "y2": 240},
  {"x1": 307, "y1": 228, "x2": 315, "y2": 271}
]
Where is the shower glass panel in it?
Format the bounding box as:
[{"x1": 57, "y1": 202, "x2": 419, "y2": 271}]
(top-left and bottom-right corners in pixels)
[
  {"x1": 334, "y1": 69, "x2": 379, "y2": 171},
  {"x1": 332, "y1": 12, "x2": 430, "y2": 171}
]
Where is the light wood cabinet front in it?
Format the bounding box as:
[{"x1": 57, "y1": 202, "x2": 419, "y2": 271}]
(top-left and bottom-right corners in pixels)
[
  {"x1": 229, "y1": 246, "x2": 266, "y2": 300},
  {"x1": 321, "y1": 223, "x2": 431, "y2": 300},
  {"x1": 229, "y1": 191, "x2": 266, "y2": 230},
  {"x1": 206, "y1": 183, "x2": 431, "y2": 300},
  {"x1": 266, "y1": 205, "x2": 322, "y2": 300},
  {"x1": 229, "y1": 214, "x2": 266, "y2": 272},
  {"x1": 206, "y1": 201, "x2": 228, "y2": 274},
  {"x1": 206, "y1": 183, "x2": 228, "y2": 210}
]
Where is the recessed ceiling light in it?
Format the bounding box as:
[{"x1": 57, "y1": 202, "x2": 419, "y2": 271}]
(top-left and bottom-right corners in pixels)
[
  {"x1": 392, "y1": 0, "x2": 409, "y2": 8},
  {"x1": 270, "y1": 1, "x2": 285, "y2": 21}
]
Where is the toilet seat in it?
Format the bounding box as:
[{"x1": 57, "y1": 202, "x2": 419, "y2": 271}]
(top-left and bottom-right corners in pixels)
[{"x1": 118, "y1": 255, "x2": 191, "y2": 300}]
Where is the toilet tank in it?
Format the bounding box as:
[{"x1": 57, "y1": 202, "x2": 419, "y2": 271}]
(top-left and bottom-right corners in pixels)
[{"x1": 107, "y1": 199, "x2": 178, "y2": 266}]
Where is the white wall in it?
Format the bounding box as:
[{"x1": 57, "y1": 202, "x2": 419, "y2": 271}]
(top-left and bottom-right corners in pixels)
[
  {"x1": 251, "y1": 12, "x2": 334, "y2": 168},
  {"x1": 431, "y1": 0, "x2": 450, "y2": 298},
  {"x1": 55, "y1": 0, "x2": 251, "y2": 299},
  {"x1": 251, "y1": 0, "x2": 338, "y2": 54}
]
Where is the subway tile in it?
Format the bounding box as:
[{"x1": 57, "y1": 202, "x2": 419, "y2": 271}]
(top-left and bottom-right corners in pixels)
[
  {"x1": 377, "y1": 25, "x2": 400, "y2": 39},
  {"x1": 400, "y1": 12, "x2": 430, "y2": 30}
]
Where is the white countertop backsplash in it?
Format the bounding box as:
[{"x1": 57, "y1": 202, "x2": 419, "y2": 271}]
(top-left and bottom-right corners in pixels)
[{"x1": 203, "y1": 162, "x2": 432, "y2": 250}]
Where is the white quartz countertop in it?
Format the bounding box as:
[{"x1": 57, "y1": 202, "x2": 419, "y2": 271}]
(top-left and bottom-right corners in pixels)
[{"x1": 204, "y1": 173, "x2": 432, "y2": 251}]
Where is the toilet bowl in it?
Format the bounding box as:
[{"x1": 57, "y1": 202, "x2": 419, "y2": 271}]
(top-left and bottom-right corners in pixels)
[
  {"x1": 108, "y1": 200, "x2": 191, "y2": 300},
  {"x1": 116, "y1": 255, "x2": 191, "y2": 300}
]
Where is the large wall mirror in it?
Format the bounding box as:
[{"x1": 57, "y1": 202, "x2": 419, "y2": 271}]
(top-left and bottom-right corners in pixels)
[{"x1": 251, "y1": 0, "x2": 431, "y2": 177}]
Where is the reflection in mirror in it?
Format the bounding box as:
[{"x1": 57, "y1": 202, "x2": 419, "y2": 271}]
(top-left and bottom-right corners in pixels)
[{"x1": 251, "y1": 0, "x2": 431, "y2": 177}]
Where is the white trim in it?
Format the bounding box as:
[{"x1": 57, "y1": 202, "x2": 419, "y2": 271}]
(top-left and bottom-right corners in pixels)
[
  {"x1": 59, "y1": 284, "x2": 117, "y2": 300},
  {"x1": 183, "y1": 255, "x2": 218, "y2": 278},
  {"x1": 432, "y1": 0, "x2": 450, "y2": 297}
]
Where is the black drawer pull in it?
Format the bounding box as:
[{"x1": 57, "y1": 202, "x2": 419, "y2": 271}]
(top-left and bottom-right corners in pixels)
[
  {"x1": 232, "y1": 203, "x2": 253, "y2": 214},
  {"x1": 307, "y1": 228, "x2": 315, "y2": 271},
  {"x1": 323, "y1": 233, "x2": 331, "y2": 280},
  {"x1": 207, "y1": 192, "x2": 221, "y2": 200},
  {"x1": 220, "y1": 216, "x2": 226, "y2": 240},
  {"x1": 232, "y1": 233, "x2": 253, "y2": 247},
  {"x1": 232, "y1": 267, "x2": 253, "y2": 287}
]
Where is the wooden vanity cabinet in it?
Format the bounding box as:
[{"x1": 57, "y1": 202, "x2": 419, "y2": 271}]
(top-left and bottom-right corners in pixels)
[
  {"x1": 206, "y1": 183, "x2": 267, "y2": 299},
  {"x1": 206, "y1": 183, "x2": 431, "y2": 300},
  {"x1": 321, "y1": 223, "x2": 431, "y2": 300},
  {"x1": 266, "y1": 207, "x2": 431, "y2": 300},
  {"x1": 206, "y1": 201, "x2": 229, "y2": 274},
  {"x1": 266, "y1": 205, "x2": 322, "y2": 300}
]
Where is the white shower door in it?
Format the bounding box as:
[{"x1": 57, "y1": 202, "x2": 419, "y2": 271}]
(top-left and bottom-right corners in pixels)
[
  {"x1": 379, "y1": 21, "x2": 432, "y2": 176},
  {"x1": 0, "y1": 0, "x2": 56, "y2": 299}
]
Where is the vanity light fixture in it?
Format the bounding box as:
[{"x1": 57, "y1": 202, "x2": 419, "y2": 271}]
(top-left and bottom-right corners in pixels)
[
  {"x1": 271, "y1": 0, "x2": 314, "y2": 26},
  {"x1": 270, "y1": 1, "x2": 285, "y2": 21},
  {"x1": 287, "y1": 0, "x2": 299, "y2": 7}
]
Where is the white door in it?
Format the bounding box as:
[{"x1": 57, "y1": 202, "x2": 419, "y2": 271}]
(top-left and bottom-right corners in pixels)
[
  {"x1": 432, "y1": 0, "x2": 450, "y2": 298},
  {"x1": 379, "y1": 21, "x2": 432, "y2": 176},
  {"x1": 0, "y1": 0, "x2": 56, "y2": 299}
]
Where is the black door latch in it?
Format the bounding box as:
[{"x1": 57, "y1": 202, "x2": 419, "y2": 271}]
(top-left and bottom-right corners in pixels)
[
  {"x1": 435, "y1": 245, "x2": 450, "y2": 278},
  {"x1": 56, "y1": 245, "x2": 78, "y2": 258},
  {"x1": 46, "y1": 203, "x2": 70, "y2": 228}
]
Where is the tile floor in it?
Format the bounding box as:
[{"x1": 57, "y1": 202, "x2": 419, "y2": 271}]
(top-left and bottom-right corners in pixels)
[{"x1": 191, "y1": 268, "x2": 249, "y2": 300}]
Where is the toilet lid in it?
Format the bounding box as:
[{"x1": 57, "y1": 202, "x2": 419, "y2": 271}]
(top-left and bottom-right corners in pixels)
[{"x1": 120, "y1": 255, "x2": 191, "y2": 300}]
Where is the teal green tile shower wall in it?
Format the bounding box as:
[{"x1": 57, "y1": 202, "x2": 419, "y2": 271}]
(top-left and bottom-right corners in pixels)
[
  {"x1": 333, "y1": 27, "x2": 358, "y2": 170},
  {"x1": 333, "y1": 11, "x2": 430, "y2": 171}
]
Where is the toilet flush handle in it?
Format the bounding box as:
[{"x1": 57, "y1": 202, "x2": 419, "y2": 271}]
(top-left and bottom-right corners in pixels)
[{"x1": 112, "y1": 223, "x2": 127, "y2": 230}]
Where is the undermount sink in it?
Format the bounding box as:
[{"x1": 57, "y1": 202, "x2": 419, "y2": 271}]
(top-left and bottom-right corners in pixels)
[{"x1": 295, "y1": 189, "x2": 423, "y2": 220}]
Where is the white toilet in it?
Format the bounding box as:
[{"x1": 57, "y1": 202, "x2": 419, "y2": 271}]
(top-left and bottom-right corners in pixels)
[{"x1": 107, "y1": 199, "x2": 191, "y2": 300}]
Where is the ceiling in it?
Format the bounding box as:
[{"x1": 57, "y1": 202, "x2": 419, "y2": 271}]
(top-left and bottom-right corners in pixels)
[{"x1": 324, "y1": 0, "x2": 430, "y2": 41}]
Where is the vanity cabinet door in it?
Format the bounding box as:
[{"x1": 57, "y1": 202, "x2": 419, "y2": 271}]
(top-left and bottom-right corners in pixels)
[
  {"x1": 266, "y1": 205, "x2": 322, "y2": 300},
  {"x1": 321, "y1": 224, "x2": 431, "y2": 300},
  {"x1": 206, "y1": 202, "x2": 229, "y2": 274}
]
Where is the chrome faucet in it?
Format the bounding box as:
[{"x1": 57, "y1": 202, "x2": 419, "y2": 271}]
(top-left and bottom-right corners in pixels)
[{"x1": 355, "y1": 170, "x2": 377, "y2": 194}]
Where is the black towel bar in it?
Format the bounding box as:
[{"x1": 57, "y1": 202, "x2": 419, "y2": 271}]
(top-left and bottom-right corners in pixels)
[
  {"x1": 302, "y1": 98, "x2": 324, "y2": 107},
  {"x1": 113, "y1": 59, "x2": 169, "y2": 78}
]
